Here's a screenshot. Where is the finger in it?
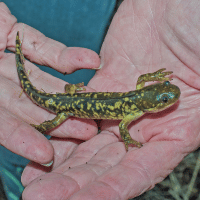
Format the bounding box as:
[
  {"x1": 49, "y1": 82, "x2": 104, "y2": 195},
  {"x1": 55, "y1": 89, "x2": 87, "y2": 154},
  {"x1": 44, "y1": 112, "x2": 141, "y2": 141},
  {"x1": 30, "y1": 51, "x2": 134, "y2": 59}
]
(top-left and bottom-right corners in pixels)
[
  {"x1": 21, "y1": 137, "x2": 80, "y2": 187},
  {"x1": 0, "y1": 107, "x2": 53, "y2": 164},
  {"x1": 0, "y1": 3, "x2": 17, "y2": 56},
  {"x1": 0, "y1": 55, "x2": 98, "y2": 139},
  {"x1": 1, "y1": 51, "x2": 97, "y2": 94},
  {"x1": 69, "y1": 142, "x2": 183, "y2": 200},
  {"x1": 7, "y1": 23, "x2": 100, "y2": 74},
  {"x1": 22, "y1": 133, "x2": 123, "y2": 199},
  {"x1": 21, "y1": 132, "x2": 119, "y2": 186}
]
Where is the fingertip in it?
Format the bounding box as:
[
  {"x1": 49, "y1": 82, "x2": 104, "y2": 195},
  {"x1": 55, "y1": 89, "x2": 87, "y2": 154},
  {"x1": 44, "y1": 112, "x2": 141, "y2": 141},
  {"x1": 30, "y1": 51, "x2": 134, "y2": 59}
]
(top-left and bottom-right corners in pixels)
[
  {"x1": 60, "y1": 47, "x2": 101, "y2": 73},
  {"x1": 21, "y1": 160, "x2": 54, "y2": 187},
  {"x1": 5, "y1": 124, "x2": 54, "y2": 164}
]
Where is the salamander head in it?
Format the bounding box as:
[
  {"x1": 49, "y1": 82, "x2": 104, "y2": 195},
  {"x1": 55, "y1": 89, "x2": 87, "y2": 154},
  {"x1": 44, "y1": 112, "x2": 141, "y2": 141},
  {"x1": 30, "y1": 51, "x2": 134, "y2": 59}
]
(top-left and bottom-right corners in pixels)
[{"x1": 136, "y1": 81, "x2": 180, "y2": 113}]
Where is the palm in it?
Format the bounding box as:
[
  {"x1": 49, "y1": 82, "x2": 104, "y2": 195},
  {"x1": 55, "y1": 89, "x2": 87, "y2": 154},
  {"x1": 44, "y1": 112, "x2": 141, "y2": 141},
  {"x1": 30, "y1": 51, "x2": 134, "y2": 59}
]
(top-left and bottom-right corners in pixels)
[{"x1": 21, "y1": 0, "x2": 200, "y2": 199}]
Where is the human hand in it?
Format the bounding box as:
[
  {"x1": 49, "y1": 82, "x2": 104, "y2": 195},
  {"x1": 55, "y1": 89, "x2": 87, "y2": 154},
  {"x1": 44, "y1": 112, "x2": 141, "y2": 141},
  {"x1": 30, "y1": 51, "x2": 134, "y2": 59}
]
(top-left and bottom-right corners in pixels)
[
  {"x1": 0, "y1": 2, "x2": 100, "y2": 165},
  {"x1": 22, "y1": 0, "x2": 200, "y2": 199}
]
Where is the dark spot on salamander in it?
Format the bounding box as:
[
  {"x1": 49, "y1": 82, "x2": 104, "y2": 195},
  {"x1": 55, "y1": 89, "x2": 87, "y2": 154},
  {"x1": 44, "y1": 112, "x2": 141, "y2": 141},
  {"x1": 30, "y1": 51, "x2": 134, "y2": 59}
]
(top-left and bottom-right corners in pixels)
[{"x1": 76, "y1": 104, "x2": 81, "y2": 110}]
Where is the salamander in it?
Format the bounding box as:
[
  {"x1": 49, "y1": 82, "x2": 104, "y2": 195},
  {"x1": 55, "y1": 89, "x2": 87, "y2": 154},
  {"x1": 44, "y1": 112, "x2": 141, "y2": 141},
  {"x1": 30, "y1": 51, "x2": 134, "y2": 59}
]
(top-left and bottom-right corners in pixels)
[{"x1": 15, "y1": 32, "x2": 181, "y2": 150}]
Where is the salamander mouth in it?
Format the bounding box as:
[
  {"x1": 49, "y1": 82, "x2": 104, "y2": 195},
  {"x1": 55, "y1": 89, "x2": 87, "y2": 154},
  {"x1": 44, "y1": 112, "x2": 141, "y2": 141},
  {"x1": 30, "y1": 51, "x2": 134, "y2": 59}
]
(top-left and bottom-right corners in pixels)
[{"x1": 143, "y1": 100, "x2": 179, "y2": 113}]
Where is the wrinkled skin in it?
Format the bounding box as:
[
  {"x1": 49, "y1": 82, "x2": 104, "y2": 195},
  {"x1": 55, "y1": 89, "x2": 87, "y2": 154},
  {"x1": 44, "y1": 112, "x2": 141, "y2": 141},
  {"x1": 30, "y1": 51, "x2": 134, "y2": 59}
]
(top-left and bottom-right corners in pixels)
[{"x1": 0, "y1": 0, "x2": 200, "y2": 199}]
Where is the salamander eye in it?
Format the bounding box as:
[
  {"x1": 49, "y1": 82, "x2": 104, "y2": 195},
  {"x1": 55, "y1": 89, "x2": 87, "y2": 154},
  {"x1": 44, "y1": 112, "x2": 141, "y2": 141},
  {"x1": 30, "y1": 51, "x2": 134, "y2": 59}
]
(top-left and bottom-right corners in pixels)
[{"x1": 162, "y1": 96, "x2": 169, "y2": 103}]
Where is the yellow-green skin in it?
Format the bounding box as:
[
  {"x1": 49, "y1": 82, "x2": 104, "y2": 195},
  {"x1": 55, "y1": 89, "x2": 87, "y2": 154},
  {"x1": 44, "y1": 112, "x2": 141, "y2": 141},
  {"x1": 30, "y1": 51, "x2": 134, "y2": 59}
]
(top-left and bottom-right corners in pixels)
[{"x1": 15, "y1": 32, "x2": 181, "y2": 151}]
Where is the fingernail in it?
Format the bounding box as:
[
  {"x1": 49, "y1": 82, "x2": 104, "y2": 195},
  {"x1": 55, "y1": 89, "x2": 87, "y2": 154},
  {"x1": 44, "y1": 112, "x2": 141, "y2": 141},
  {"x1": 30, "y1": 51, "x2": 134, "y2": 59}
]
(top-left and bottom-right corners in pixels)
[
  {"x1": 92, "y1": 64, "x2": 102, "y2": 70},
  {"x1": 41, "y1": 160, "x2": 53, "y2": 167}
]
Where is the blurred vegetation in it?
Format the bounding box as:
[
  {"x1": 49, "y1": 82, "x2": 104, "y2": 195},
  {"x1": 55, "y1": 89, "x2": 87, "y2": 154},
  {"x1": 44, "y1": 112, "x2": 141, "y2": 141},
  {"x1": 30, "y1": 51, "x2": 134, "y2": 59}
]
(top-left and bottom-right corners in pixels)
[{"x1": 0, "y1": 178, "x2": 7, "y2": 200}]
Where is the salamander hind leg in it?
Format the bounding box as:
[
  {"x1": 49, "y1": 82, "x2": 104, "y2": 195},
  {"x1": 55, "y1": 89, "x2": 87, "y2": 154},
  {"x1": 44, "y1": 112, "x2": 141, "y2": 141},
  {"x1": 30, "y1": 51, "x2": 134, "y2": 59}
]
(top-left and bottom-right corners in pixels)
[
  {"x1": 119, "y1": 126, "x2": 142, "y2": 151},
  {"x1": 31, "y1": 112, "x2": 70, "y2": 133},
  {"x1": 65, "y1": 82, "x2": 86, "y2": 95},
  {"x1": 119, "y1": 112, "x2": 144, "y2": 151},
  {"x1": 136, "y1": 68, "x2": 173, "y2": 90}
]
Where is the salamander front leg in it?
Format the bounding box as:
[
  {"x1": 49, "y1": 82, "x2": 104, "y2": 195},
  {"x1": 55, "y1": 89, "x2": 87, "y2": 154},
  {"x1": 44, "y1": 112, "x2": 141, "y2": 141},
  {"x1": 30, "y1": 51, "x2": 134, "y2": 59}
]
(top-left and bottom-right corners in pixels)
[
  {"x1": 136, "y1": 68, "x2": 173, "y2": 90},
  {"x1": 31, "y1": 112, "x2": 71, "y2": 133},
  {"x1": 119, "y1": 111, "x2": 144, "y2": 151},
  {"x1": 65, "y1": 82, "x2": 86, "y2": 95}
]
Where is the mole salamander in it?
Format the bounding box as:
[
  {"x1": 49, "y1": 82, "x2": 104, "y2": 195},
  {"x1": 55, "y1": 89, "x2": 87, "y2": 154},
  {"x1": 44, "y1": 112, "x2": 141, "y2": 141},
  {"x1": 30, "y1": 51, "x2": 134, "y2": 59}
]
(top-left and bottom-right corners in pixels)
[{"x1": 15, "y1": 32, "x2": 180, "y2": 150}]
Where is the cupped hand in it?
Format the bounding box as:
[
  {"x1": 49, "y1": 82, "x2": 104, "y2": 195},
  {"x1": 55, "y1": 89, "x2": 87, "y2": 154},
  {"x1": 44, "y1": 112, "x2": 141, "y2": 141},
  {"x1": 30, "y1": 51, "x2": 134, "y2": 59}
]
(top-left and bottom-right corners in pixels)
[
  {"x1": 22, "y1": 0, "x2": 200, "y2": 199},
  {"x1": 0, "y1": 2, "x2": 100, "y2": 165}
]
